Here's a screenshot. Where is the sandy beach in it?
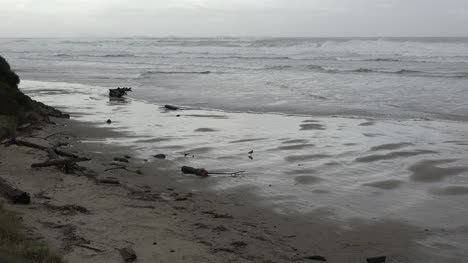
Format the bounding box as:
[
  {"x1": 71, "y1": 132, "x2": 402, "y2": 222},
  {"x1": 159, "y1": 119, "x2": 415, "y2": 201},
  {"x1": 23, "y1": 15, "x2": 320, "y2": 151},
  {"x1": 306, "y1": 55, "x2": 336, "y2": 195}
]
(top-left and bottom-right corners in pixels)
[
  {"x1": 0, "y1": 118, "x2": 441, "y2": 263},
  {"x1": 1, "y1": 86, "x2": 467, "y2": 262}
]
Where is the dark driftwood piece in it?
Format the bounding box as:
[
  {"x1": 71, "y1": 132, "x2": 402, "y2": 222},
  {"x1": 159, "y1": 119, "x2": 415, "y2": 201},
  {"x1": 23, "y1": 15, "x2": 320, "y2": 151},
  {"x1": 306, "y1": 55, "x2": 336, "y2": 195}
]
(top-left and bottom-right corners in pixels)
[
  {"x1": 14, "y1": 139, "x2": 48, "y2": 151},
  {"x1": 99, "y1": 178, "x2": 120, "y2": 185},
  {"x1": 0, "y1": 176, "x2": 31, "y2": 204},
  {"x1": 181, "y1": 166, "x2": 245, "y2": 177},
  {"x1": 13, "y1": 139, "x2": 80, "y2": 159},
  {"x1": 31, "y1": 157, "x2": 90, "y2": 168},
  {"x1": 164, "y1": 104, "x2": 179, "y2": 110},
  {"x1": 118, "y1": 247, "x2": 137, "y2": 262},
  {"x1": 75, "y1": 244, "x2": 104, "y2": 252},
  {"x1": 109, "y1": 87, "x2": 132, "y2": 98},
  {"x1": 104, "y1": 166, "x2": 142, "y2": 174},
  {"x1": 55, "y1": 149, "x2": 79, "y2": 158},
  {"x1": 181, "y1": 166, "x2": 208, "y2": 177}
]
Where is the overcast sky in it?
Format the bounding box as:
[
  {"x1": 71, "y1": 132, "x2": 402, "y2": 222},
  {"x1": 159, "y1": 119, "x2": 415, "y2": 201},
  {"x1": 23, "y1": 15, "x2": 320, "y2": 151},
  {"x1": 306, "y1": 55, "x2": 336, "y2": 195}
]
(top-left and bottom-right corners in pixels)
[{"x1": 0, "y1": 0, "x2": 467, "y2": 37}]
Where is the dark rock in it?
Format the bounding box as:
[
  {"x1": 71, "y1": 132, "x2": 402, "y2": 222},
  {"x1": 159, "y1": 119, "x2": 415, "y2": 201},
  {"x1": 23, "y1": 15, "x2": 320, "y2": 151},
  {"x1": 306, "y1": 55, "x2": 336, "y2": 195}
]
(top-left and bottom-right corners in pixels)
[
  {"x1": 153, "y1": 154, "x2": 166, "y2": 159},
  {"x1": 366, "y1": 256, "x2": 386, "y2": 263},
  {"x1": 118, "y1": 247, "x2": 137, "y2": 262},
  {"x1": 106, "y1": 119, "x2": 112, "y2": 124}
]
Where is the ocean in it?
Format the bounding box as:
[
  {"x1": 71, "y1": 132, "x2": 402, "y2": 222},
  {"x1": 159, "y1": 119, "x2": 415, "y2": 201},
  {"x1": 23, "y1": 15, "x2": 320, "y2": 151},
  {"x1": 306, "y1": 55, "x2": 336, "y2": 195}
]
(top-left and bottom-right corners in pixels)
[{"x1": 1, "y1": 37, "x2": 468, "y2": 120}]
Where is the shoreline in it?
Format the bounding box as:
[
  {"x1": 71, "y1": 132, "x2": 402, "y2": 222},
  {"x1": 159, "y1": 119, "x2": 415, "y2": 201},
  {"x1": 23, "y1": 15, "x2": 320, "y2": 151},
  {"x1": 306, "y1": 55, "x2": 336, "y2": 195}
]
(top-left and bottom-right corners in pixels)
[{"x1": 0, "y1": 114, "x2": 465, "y2": 262}]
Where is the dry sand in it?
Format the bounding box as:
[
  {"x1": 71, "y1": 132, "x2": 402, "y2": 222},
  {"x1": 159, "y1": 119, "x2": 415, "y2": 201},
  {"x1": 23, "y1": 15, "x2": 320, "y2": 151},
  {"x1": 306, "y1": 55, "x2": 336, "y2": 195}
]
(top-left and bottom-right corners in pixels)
[{"x1": 1, "y1": 117, "x2": 464, "y2": 263}]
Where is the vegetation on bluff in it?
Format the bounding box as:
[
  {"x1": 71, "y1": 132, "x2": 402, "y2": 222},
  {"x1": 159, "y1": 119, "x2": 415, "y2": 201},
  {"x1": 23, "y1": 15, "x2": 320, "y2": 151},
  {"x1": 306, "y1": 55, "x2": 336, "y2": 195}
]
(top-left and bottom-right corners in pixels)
[{"x1": 0, "y1": 55, "x2": 67, "y2": 139}]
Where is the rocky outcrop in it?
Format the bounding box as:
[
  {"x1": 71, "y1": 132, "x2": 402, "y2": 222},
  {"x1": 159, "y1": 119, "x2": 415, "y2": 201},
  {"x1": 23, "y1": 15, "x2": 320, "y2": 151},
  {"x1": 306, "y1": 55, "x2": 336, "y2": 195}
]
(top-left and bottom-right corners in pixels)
[{"x1": 0, "y1": 55, "x2": 68, "y2": 139}]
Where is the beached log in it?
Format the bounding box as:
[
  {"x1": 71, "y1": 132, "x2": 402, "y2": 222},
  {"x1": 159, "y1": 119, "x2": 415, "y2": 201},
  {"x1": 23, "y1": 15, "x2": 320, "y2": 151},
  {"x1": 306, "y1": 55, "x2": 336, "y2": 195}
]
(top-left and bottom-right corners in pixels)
[
  {"x1": 109, "y1": 87, "x2": 132, "y2": 98},
  {"x1": 181, "y1": 166, "x2": 208, "y2": 177},
  {"x1": 164, "y1": 104, "x2": 179, "y2": 110},
  {"x1": 104, "y1": 166, "x2": 142, "y2": 174},
  {"x1": 13, "y1": 139, "x2": 74, "y2": 159},
  {"x1": 31, "y1": 157, "x2": 90, "y2": 168},
  {"x1": 54, "y1": 149, "x2": 78, "y2": 158},
  {"x1": 99, "y1": 178, "x2": 120, "y2": 185},
  {"x1": 118, "y1": 247, "x2": 137, "y2": 262},
  {"x1": 13, "y1": 139, "x2": 49, "y2": 151},
  {"x1": 0, "y1": 176, "x2": 31, "y2": 204}
]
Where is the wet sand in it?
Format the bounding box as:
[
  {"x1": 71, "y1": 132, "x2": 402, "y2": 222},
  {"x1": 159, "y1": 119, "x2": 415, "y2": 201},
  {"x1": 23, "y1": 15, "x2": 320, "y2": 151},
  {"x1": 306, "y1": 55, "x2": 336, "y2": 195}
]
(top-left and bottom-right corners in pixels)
[
  {"x1": 0, "y1": 119, "x2": 456, "y2": 263},
  {"x1": 2, "y1": 79, "x2": 466, "y2": 262}
]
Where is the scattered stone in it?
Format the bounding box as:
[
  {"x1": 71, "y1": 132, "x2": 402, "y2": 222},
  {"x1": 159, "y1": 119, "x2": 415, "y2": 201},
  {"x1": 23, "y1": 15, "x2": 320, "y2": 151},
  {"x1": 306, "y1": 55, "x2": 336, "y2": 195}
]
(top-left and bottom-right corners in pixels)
[
  {"x1": 118, "y1": 247, "x2": 137, "y2": 262},
  {"x1": 213, "y1": 226, "x2": 228, "y2": 232},
  {"x1": 231, "y1": 241, "x2": 247, "y2": 248},
  {"x1": 193, "y1": 223, "x2": 209, "y2": 229},
  {"x1": 45, "y1": 203, "x2": 89, "y2": 215},
  {"x1": 106, "y1": 119, "x2": 112, "y2": 124},
  {"x1": 248, "y1": 150, "x2": 253, "y2": 154},
  {"x1": 176, "y1": 114, "x2": 180, "y2": 117},
  {"x1": 153, "y1": 154, "x2": 166, "y2": 159},
  {"x1": 124, "y1": 155, "x2": 132, "y2": 159},
  {"x1": 366, "y1": 256, "x2": 386, "y2": 263}
]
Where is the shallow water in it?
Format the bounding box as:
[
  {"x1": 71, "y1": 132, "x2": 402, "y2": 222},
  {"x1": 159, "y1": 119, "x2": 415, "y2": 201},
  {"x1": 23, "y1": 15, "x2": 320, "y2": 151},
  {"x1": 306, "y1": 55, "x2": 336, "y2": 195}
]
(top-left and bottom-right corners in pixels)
[{"x1": 21, "y1": 80, "x2": 468, "y2": 232}]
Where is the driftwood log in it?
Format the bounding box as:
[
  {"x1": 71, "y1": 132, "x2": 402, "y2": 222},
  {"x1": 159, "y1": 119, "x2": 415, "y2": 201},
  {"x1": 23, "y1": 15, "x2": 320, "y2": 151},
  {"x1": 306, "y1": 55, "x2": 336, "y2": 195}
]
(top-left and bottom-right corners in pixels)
[
  {"x1": 0, "y1": 176, "x2": 31, "y2": 204},
  {"x1": 12, "y1": 139, "x2": 85, "y2": 165},
  {"x1": 109, "y1": 87, "x2": 132, "y2": 98},
  {"x1": 164, "y1": 105, "x2": 179, "y2": 110},
  {"x1": 181, "y1": 166, "x2": 208, "y2": 177},
  {"x1": 31, "y1": 157, "x2": 90, "y2": 168},
  {"x1": 99, "y1": 177, "x2": 120, "y2": 185},
  {"x1": 181, "y1": 166, "x2": 245, "y2": 177}
]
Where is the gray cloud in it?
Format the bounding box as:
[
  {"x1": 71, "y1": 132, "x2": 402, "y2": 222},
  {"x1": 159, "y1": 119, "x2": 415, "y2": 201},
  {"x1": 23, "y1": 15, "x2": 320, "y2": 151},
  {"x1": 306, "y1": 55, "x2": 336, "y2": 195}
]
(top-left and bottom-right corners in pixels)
[{"x1": 0, "y1": 0, "x2": 467, "y2": 37}]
